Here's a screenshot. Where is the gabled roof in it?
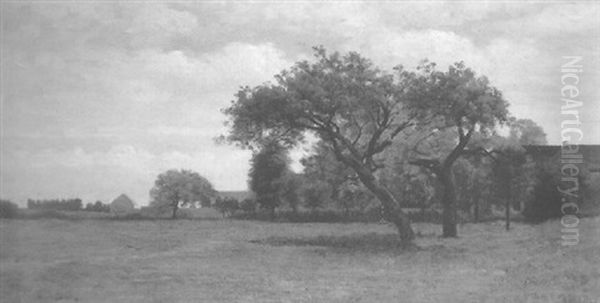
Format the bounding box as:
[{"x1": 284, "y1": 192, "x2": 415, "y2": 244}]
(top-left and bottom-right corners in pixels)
[{"x1": 110, "y1": 193, "x2": 135, "y2": 211}]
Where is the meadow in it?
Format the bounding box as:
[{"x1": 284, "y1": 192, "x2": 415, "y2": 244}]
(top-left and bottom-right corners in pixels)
[{"x1": 1, "y1": 216, "x2": 599, "y2": 303}]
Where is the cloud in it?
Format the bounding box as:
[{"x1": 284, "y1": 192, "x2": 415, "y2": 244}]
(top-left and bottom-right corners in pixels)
[
  {"x1": 126, "y1": 4, "x2": 198, "y2": 47},
  {"x1": 2, "y1": 5, "x2": 293, "y2": 203},
  {"x1": 2, "y1": 39, "x2": 292, "y2": 137},
  {"x1": 136, "y1": 42, "x2": 292, "y2": 96},
  {"x1": 2, "y1": 1, "x2": 598, "y2": 205},
  {"x1": 496, "y1": 3, "x2": 599, "y2": 37}
]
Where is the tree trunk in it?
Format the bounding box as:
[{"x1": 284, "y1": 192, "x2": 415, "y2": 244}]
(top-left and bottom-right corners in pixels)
[
  {"x1": 505, "y1": 165, "x2": 512, "y2": 231},
  {"x1": 473, "y1": 197, "x2": 480, "y2": 223},
  {"x1": 411, "y1": 127, "x2": 472, "y2": 237},
  {"x1": 439, "y1": 168, "x2": 458, "y2": 237},
  {"x1": 505, "y1": 198, "x2": 510, "y2": 231},
  {"x1": 355, "y1": 169, "x2": 415, "y2": 243},
  {"x1": 329, "y1": 142, "x2": 414, "y2": 243},
  {"x1": 472, "y1": 188, "x2": 481, "y2": 223},
  {"x1": 171, "y1": 202, "x2": 179, "y2": 219}
]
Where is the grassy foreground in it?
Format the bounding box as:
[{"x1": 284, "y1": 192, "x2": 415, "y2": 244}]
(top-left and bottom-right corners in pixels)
[{"x1": 1, "y1": 217, "x2": 599, "y2": 303}]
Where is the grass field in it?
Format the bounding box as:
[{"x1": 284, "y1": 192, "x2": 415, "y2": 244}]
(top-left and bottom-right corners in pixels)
[{"x1": 1, "y1": 217, "x2": 599, "y2": 303}]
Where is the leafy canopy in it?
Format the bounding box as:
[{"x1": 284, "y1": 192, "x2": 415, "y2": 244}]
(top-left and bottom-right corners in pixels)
[
  {"x1": 248, "y1": 141, "x2": 290, "y2": 211},
  {"x1": 150, "y1": 169, "x2": 216, "y2": 209},
  {"x1": 223, "y1": 47, "x2": 415, "y2": 171}
]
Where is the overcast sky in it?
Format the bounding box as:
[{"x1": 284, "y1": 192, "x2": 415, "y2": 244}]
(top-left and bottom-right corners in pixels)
[{"x1": 1, "y1": 1, "x2": 599, "y2": 206}]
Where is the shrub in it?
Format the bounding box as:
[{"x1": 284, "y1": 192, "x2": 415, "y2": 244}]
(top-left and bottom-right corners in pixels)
[
  {"x1": 302, "y1": 183, "x2": 329, "y2": 211},
  {"x1": 239, "y1": 198, "x2": 257, "y2": 213},
  {"x1": 523, "y1": 172, "x2": 563, "y2": 222},
  {"x1": 84, "y1": 201, "x2": 110, "y2": 212},
  {"x1": 0, "y1": 200, "x2": 19, "y2": 218},
  {"x1": 214, "y1": 197, "x2": 239, "y2": 217}
]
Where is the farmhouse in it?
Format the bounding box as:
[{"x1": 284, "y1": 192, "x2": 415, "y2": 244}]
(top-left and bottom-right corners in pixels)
[{"x1": 110, "y1": 193, "x2": 136, "y2": 215}]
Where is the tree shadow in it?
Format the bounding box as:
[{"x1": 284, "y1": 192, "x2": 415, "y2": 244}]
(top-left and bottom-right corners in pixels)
[{"x1": 250, "y1": 232, "x2": 421, "y2": 254}]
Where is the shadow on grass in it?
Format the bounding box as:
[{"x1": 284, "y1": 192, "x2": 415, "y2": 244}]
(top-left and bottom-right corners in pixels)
[{"x1": 250, "y1": 233, "x2": 422, "y2": 254}]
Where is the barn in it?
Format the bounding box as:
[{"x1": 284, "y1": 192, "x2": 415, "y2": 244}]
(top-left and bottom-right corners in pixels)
[{"x1": 110, "y1": 194, "x2": 136, "y2": 215}]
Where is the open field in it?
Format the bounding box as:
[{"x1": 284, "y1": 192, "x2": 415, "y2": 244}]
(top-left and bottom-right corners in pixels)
[{"x1": 1, "y1": 217, "x2": 599, "y2": 303}]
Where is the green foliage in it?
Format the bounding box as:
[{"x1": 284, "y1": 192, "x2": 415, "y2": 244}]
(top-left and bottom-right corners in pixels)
[
  {"x1": 522, "y1": 172, "x2": 563, "y2": 222},
  {"x1": 509, "y1": 118, "x2": 548, "y2": 146},
  {"x1": 223, "y1": 46, "x2": 424, "y2": 240},
  {"x1": 150, "y1": 169, "x2": 216, "y2": 219},
  {"x1": 279, "y1": 172, "x2": 302, "y2": 212},
  {"x1": 222, "y1": 47, "x2": 410, "y2": 154},
  {"x1": 406, "y1": 62, "x2": 512, "y2": 236},
  {"x1": 84, "y1": 201, "x2": 110, "y2": 212},
  {"x1": 407, "y1": 61, "x2": 509, "y2": 131},
  {"x1": 214, "y1": 197, "x2": 239, "y2": 217},
  {"x1": 222, "y1": 47, "x2": 421, "y2": 180},
  {"x1": 338, "y1": 183, "x2": 378, "y2": 213},
  {"x1": 302, "y1": 182, "x2": 330, "y2": 211},
  {"x1": 380, "y1": 153, "x2": 435, "y2": 209},
  {"x1": 0, "y1": 200, "x2": 19, "y2": 218},
  {"x1": 301, "y1": 141, "x2": 352, "y2": 197},
  {"x1": 239, "y1": 198, "x2": 257, "y2": 213},
  {"x1": 248, "y1": 141, "x2": 290, "y2": 213},
  {"x1": 223, "y1": 46, "x2": 519, "y2": 240}
]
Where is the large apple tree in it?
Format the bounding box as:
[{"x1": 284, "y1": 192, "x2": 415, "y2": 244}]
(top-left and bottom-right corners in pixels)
[{"x1": 223, "y1": 47, "x2": 418, "y2": 242}]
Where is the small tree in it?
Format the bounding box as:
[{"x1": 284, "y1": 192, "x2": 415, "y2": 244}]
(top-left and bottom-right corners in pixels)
[
  {"x1": 85, "y1": 201, "x2": 110, "y2": 212},
  {"x1": 509, "y1": 118, "x2": 547, "y2": 146},
  {"x1": 150, "y1": 169, "x2": 216, "y2": 219},
  {"x1": 302, "y1": 182, "x2": 329, "y2": 212},
  {"x1": 0, "y1": 200, "x2": 19, "y2": 218},
  {"x1": 338, "y1": 182, "x2": 377, "y2": 215},
  {"x1": 239, "y1": 198, "x2": 257, "y2": 213},
  {"x1": 522, "y1": 171, "x2": 562, "y2": 222},
  {"x1": 279, "y1": 172, "x2": 302, "y2": 214},
  {"x1": 214, "y1": 197, "x2": 239, "y2": 218},
  {"x1": 301, "y1": 141, "x2": 354, "y2": 205},
  {"x1": 248, "y1": 140, "x2": 290, "y2": 219}
]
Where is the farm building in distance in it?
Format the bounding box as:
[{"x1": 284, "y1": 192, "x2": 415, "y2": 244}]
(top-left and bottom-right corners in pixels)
[{"x1": 110, "y1": 193, "x2": 136, "y2": 215}]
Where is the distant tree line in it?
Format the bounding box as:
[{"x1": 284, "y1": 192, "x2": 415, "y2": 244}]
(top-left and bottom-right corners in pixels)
[
  {"x1": 27, "y1": 198, "x2": 83, "y2": 211},
  {"x1": 83, "y1": 201, "x2": 111, "y2": 213},
  {"x1": 0, "y1": 199, "x2": 19, "y2": 218}
]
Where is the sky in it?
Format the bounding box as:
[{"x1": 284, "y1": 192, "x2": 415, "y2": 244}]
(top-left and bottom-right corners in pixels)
[{"x1": 1, "y1": 1, "x2": 599, "y2": 206}]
